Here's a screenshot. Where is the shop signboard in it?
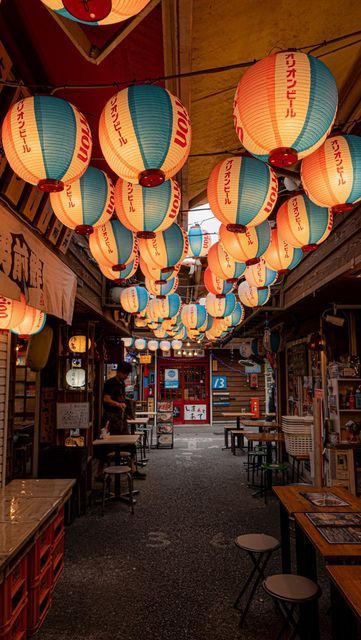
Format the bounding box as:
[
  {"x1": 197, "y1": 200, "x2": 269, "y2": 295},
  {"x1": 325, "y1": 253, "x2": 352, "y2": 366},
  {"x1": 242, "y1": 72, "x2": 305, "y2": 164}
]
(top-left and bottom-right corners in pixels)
[
  {"x1": 139, "y1": 355, "x2": 151, "y2": 364},
  {"x1": 184, "y1": 404, "x2": 207, "y2": 421},
  {"x1": 212, "y1": 375, "x2": 227, "y2": 389},
  {"x1": 164, "y1": 368, "x2": 179, "y2": 389},
  {"x1": 56, "y1": 402, "x2": 90, "y2": 429}
]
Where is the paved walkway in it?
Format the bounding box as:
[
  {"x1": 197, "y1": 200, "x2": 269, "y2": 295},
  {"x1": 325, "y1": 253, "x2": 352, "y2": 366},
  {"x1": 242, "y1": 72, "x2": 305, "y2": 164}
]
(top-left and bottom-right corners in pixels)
[{"x1": 38, "y1": 426, "x2": 331, "y2": 639}]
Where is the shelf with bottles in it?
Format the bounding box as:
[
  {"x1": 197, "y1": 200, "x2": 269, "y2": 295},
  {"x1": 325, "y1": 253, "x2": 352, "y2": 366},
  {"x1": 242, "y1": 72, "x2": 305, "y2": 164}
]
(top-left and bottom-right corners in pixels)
[{"x1": 337, "y1": 378, "x2": 361, "y2": 411}]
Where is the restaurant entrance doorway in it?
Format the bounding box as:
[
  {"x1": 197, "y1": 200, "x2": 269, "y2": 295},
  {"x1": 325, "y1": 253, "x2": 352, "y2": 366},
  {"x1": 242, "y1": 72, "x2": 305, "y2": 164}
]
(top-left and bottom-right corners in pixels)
[{"x1": 157, "y1": 358, "x2": 210, "y2": 425}]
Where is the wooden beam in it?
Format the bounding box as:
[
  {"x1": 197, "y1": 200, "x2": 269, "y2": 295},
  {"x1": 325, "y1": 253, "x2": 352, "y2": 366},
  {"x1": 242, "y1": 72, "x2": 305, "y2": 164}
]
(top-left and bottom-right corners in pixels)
[{"x1": 335, "y1": 49, "x2": 361, "y2": 129}]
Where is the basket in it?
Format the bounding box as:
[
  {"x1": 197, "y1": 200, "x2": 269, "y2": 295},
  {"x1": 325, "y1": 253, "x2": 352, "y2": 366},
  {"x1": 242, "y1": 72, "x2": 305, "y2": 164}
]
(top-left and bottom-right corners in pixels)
[{"x1": 284, "y1": 433, "x2": 312, "y2": 456}]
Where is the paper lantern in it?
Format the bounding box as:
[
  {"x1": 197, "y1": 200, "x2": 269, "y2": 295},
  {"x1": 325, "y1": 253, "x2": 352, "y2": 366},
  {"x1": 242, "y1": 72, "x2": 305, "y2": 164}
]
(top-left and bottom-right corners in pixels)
[
  {"x1": 120, "y1": 286, "x2": 149, "y2": 314},
  {"x1": 205, "y1": 331, "x2": 217, "y2": 342},
  {"x1": 134, "y1": 317, "x2": 148, "y2": 328},
  {"x1": 139, "y1": 258, "x2": 179, "y2": 284},
  {"x1": 11, "y1": 306, "x2": 46, "y2": 337},
  {"x1": 160, "y1": 340, "x2": 171, "y2": 352},
  {"x1": 245, "y1": 258, "x2": 278, "y2": 289},
  {"x1": 153, "y1": 293, "x2": 181, "y2": 320},
  {"x1": 40, "y1": 1, "x2": 151, "y2": 25},
  {"x1": 181, "y1": 304, "x2": 207, "y2": 330},
  {"x1": 89, "y1": 220, "x2": 137, "y2": 270},
  {"x1": 187, "y1": 328, "x2": 201, "y2": 340},
  {"x1": 277, "y1": 194, "x2": 333, "y2": 252},
  {"x1": 173, "y1": 326, "x2": 186, "y2": 341},
  {"x1": 134, "y1": 338, "x2": 147, "y2": 351},
  {"x1": 171, "y1": 339, "x2": 182, "y2": 351},
  {"x1": 208, "y1": 155, "x2": 278, "y2": 231},
  {"x1": 0, "y1": 295, "x2": 26, "y2": 330},
  {"x1": 147, "y1": 321, "x2": 162, "y2": 330},
  {"x1": 154, "y1": 328, "x2": 168, "y2": 339},
  {"x1": 147, "y1": 340, "x2": 159, "y2": 352},
  {"x1": 239, "y1": 339, "x2": 253, "y2": 359},
  {"x1": 205, "y1": 292, "x2": 236, "y2": 318},
  {"x1": 251, "y1": 337, "x2": 266, "y2": 358},
  {"x1": 233, "y1": 51, "x2": 338, "y2": 167},
  {"x1": 66, "y1": 368, "x2": 85, "y2": 388},
  {"x1": 263, "y1": 328, "x2": 283, "y2": 353},
  {"x1": 188, "y1": 224, "x2": 212, "y2": 258},
  {"x1": 301, "y1": 134, "x2": 361, "y2": 214},
  {"x1": 203, "y1": 268, "x2": 234, "y2": 297},
  {"x1": 68, "y1": 335, "x2": 91, "y2": 353},
  {"x1": 207, "y1": 242, "x2": 246, "y2": 283},
  {"x1": 162, "y1": 317, "x2": 178, "y2": 331},
  {"x1": 238, "y1": 282, "x2": 270, "y2": 308},
  {"x1": 50, "y1": 166, "x2": 114, "y2": 235},
  {"x1": 262, "y1": 227, "x2": 303, "y2": 274},
  {"x1": 145, "y1": 277, "x2": 178, "y2": 298},
  {"x1": 219, "y1": 220, "x2": 271, "y2": 265},
  {"x1": 99, "y1": 255, "x2": 139, "y2": 282},
  {"x1": 138, "y1": 223, "x2": 188, "y2": 271},
  {"x1": 114, "y1": 177, "x2": 181, "y2": 238},
  {"x1": 2, "y1": 96, "x2": 92, "y2": 192},
  {"x1": 99, "y1": 85, "x2": 191, "y2": 187},
  {"x1": 227, "y1": 302, "x2": 245, "y2": 328},
  {"x1": 121, "y1": 337, "x2": 134, "y2": 348}
]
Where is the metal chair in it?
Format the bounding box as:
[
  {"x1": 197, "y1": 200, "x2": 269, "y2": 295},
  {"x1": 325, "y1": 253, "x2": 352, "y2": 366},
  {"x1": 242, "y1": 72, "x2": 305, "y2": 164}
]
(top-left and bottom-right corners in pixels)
[
  {"x1": 102, "y1": 466, "x2": 135, "y2": 515},
  {"x1": 263, "y1": 574, "x2": 321, "y2": 639}
]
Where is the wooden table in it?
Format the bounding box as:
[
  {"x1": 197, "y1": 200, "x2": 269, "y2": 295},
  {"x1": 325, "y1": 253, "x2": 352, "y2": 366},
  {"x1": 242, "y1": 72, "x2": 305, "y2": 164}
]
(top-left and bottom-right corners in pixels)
[
  {"x1": 1, "y1": 479, "x2": 75, "y2": 505},
  {"x1": 238, "y1": 420, "x2": 280, "y2": 430},
  {"x1": 241, "y1": 431, "x2": 285, "y2": 461},
  {"x1": 126, "y1": 417, "x2": 149, "y2": 434},
  {"x1": 93, "y1": 435, "x2": 140, "y2": 498},
  {"x1": 327, "y1": 566, "x2": 361, "y2": 639},
  {"x1": 221, "y1": 412, "x2": 254, "y2": 449},
  {"x1": 273, "y1": 485, "x2": 361, "y2": 573},
  {"x1": 135, "y1": 412, "x2": 157, "y2": 447}
]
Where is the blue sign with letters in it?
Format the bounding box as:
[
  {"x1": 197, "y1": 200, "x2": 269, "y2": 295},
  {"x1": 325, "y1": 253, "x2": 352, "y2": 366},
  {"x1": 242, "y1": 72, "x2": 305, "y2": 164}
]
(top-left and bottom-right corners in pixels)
[
  {"x1": 164, "y1": 369, "x2": 179, "y2": 389},
  {"x1": 212, "y1": 375, "x2": 227, "y2": 390}
]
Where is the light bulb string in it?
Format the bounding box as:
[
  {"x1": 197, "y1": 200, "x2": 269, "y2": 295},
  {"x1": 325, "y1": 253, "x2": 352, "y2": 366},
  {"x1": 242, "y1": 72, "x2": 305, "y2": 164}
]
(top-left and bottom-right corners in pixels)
[{"x1": 1, "y1": 29, "x2": 361, "y2": 94}]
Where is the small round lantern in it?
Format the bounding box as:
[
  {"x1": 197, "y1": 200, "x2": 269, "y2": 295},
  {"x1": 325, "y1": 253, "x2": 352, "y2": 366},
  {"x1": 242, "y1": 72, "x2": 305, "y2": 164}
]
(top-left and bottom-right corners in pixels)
[
  {"x1": 2, "y1": 96, "x2": 92, "y2": 192},
  {"x1": 181, "y1": 304, "x2": 207, "y2": 330},
  {"x1": 134, "y1": 317, "x2": 148, "y2": 328},
  {"x1": 145, "y1": 277, "x2": 178, "y2": 298},
  {"x1": 11, "y1": 306, "x2": 46, "y2": 337},
  {"x1": 208, "y1": 155, "x2": 278, "y2": 231},
  {"x1": 188, "y1": 224, "x2": 212, "y2": 258},
  {"x1": 121, "y1": 337, "x2": 134, "y2": 348},
  {"x1": 277, "y1": 194, "x2": 333, "y2": 252},
  {"x1": 171, "y1": 339, "x2": 182, "y2": 351},
  {"x1": 138, "y1": 223, "x2": 188, "y2": 271},
  {"x1": 263, "y1": 328, "x2": 283, "y2": 353},
  {"x1": 207, "y1": 242, "x2": 246, "y2": 282},
  {"x1": 68, "y1": 335, "x2": 91, "y2": 353},
  {"x1": 238, "y1": 281, "x2": 270, "y2": 308},
  {"x1": 50, "y1": 166, "x2": 114, "y2": 235},
  {"x1": 120, "y1": 286, "x2": 149, "y2": 314},
  {"x1": 154, "y1": 328, "x2": 168, "y2": 339},
  {"x1": 173, "y1": 327, "x2": 186, "y2": 341},
  {"x1": 89, "y1": 220, "x2": 137, "y2": 270},
  {"x1": 245, "y1": 258, "x2": 278, "y2": 289},
  {"x1": 227, "y1": 302, "x2": 245, "y2": 328},
  {"x1": 148, "y1": 340, "x2": 159, "y2": 351},
  {"x1": 66, "y1": 368, "x2": 85, "y2": 388},
  {"x1": 99, "y1": 255, "x2": 139, "y2": 282},
  {"x1": 251, "y1": 337, "x2": 266, "y2": 358},
  {"x1": 219, "y1": 220, "x2": 271, "y2": 265},
  {"x1": 262, "y1": 227, "x2": 303, "y2": 274},
  {"x1": 205, "y1": 292, "x2": 236, "y2": 318},
  {"x1": 41, "y1": 1, "x2": 151, "y2": 25},
  {"x1": 160, "y1": 340, "x2": 171, "y2": 352},
  {"x1": 139, "y1": 258, "x2": 179, "y2": 284},
  {"x1": 301, "y1": 134, "x2": 361, "y2": 214},
  {"x1": 233, "y1": 51, "x2": 338, "y2": 167},
  {"x1": 134, "y1": 338, "x2": 147, "y2": 351},
  {"x1": 0, "y1": 295, "x2": 26, "y2": 330},
  {"x1": 204, "y1": 268, "x2": 235, "y2": 297},
  {"x1": 114, "y1": 177, "x2": 181, "y2": 238},
  {"x1": 99, "y1": 85, "x2": 191, "y2": 187},
  {"x1": 154, "y1": 293, "x2": 181, "y2": 320},
  {"x1": 147, "y1": 321, "x2": 162, "y2": 330}
]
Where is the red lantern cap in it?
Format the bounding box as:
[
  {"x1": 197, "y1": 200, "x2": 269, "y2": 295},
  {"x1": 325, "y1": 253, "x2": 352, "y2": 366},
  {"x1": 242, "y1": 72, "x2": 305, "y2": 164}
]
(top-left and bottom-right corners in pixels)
[
  {"x1": 269, "y1": 147, "x2": 298, "y2": 168},
  {"x1": 302, "y1": 244, "x2": 318, "y2": 253},
  {"x1": 75, "y1": 225, "x2": 94, "y2": 236},
  {"x1": 139, "y1": 169, "x2": 165, "y2": 188},
  {"x1": 226, "y1": 223, "x2": 247, "y2": 233},
  {"x1": 111, "y1": 264, "x2": 126, "y2": 271},
  {"x1": 137, "y1": 231, "x2": 156, "y2": 239},
  {"x1": 38, "y1": 179, "x2": 64, "y2": 193},
  {"x1": 63, "y1": 0, "x2": 111, "y2": 22},
  {"x1": 245, "y1": 257, "x2": 260, "y2": 266},
  {"x1": 331, "y1": 203, "x2": 354, "y2": 215}
]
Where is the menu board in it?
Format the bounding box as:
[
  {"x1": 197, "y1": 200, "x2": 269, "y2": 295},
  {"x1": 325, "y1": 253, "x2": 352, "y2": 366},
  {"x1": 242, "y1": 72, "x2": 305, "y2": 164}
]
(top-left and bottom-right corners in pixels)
[
  {"x1": 156, "y1": 401, "x2": 174, "y2": 449},
  {"x1": 306, "y1": 512, "x2": 361, "y2": 544}
]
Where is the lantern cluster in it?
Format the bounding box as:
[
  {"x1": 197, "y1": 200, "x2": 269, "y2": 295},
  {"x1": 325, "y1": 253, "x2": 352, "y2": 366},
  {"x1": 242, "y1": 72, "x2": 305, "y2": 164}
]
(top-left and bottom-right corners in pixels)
[{"x1": 0, "y1": 295, "x2": 46, "y2": 336}]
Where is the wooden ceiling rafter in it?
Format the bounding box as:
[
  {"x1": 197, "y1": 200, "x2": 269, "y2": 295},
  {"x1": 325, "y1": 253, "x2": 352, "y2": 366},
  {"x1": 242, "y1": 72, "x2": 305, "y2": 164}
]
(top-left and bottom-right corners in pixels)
[{"x1": 45, "y1": 0, "x2": 161, "y2": 65}]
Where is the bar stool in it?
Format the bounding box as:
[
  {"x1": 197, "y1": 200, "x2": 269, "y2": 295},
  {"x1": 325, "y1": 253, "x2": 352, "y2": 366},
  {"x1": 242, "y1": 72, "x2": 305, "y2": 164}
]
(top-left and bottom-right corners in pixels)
[
  {"x1": 230, "y1": 430, "x2": 245, "y2": 455},
  {"x1": 246, "y1": 445, "x2": 267, "y2": 484},
  {"x1": 234, "y1": 533, "x2": 280, "y2": 628},
  {"x1": 260, "y1": 462, "x2": 289, "y2": 503},
  {"x1": 263, "y1": 574, "x2": 321, "y2": 639},
  {"x1": 291, "y1": 454, "x2": 309, "y2": 483},
  {"x1": 102, "y1": 466, "x2": 135, "y2": 515}
]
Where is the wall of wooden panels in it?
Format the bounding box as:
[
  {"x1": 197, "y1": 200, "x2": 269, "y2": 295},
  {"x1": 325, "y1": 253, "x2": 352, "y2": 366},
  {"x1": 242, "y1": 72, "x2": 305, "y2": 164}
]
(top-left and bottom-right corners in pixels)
[{"x1": 211, "y1": 349, "x2": 266, "y2": 422}]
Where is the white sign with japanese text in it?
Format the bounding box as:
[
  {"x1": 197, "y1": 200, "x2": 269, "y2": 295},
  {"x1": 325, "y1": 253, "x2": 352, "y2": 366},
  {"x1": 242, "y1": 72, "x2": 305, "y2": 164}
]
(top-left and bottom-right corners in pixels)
[
  {"x1": 0, "y1": 205, "x2": 77, "y2": 323},
  {"x1": 184, "y1": 404, "x2": 207, "y2": 421},
  {"x1": 56, "y1": 402, "x2": 90, "y2": 429}
]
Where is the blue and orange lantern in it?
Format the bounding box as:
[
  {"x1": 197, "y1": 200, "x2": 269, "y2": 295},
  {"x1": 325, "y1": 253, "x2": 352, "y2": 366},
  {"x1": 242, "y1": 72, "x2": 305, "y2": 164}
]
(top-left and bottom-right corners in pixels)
[
  {"x1": 188, "y1": 224, "x2": 212, "y2": 258},
  {"x1": 205, "y1": 292, "x2": 236, "y2": 318},
  {"x1": 238, "y1": 281, "x2": 271, "y2": 308},
  {"x1": 203, "y1": 268, "x2": 234, "y2": 297},
  {"x1": 233, "y1": 51, "x2": 338, "y2": 167},
  {"x1": 263, "y1": 227, "x2": 303, "y2": 274},
  {"x1": 99, "y1": 85, "x2": 191, "y2": 187},
  {"x1": 139, "y1": 258, "x2": 179, "y2": 284},
  {"x1": 114, "y1": 177, "x2": 181, "y2": 238},
  {"x1": 226, "y1": 302, "x2": 245, "y2": 328},
  {"x1": 207, "y1": 242, "x2": 246, "y2": 283},
  {"x1": 181, "y1": 304, "x2": 207, "y2": 331},
  {"x1": 2, "y1": 96, "x2": 92, "y2": 192},
  {"x1": 89, "y1": 220, "x2": 137, "y2": 270},
  {"x1": 245, "y1": 258, "x2": 278, "y2": 289},
  {"x1": 219, "y1": 220, "x2": 271, "y2": 265},
  {"x1": 301, "y1": 134, "x2": 361, "y2": 214},
  {"x1": 277, "y1": 194, "x2": 333, "y2": 252},
  {"x1": 50, "y1": 166, "x2": 114, "y2": 235},
  {"x1": 119, "y1": 286, "x2": 149, "y2": 314},
  {"x1": 11, "y1": 305, "x2": 46, "y2": 337},
  {"x1": 138, "y1": 223, "x2": 188, "y2": 271},
  {"x1": 0, "y1": 295, "x2": 26, "y2": 330},
  {"x1": 208, "y1": 155, "x2": 278, "y2": 231},
  {"x1": 145, "y1": 277, "x2": 178, "y2": 298},
  {"x1": 154, "y1": 293, "x2": 181, "y2": 320},
  {"x1": 40, "y1": 0, "x2": 151, "y2": 25}
]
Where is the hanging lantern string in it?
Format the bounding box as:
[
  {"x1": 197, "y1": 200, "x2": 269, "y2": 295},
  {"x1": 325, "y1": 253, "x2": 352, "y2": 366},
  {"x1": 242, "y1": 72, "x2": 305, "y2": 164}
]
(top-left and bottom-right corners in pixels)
[{"x1": 1, "y1": 29, "x2": 361, "y2": 94}]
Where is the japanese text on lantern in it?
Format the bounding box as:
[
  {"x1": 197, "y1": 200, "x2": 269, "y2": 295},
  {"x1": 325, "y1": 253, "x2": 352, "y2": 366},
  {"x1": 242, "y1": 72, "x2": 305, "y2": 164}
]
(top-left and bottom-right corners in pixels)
[
  {"x1": 0, "y1": 231, "x2": 44, "y2": 289},
  {"x1": 285, "y1": 53, "x2": 297, "y2": 118},
  {"x1": 331, "y1": 138, "x2": 347, "y2": 186},
  {"x1": 224, "y1": 159, "x2": 233, "y2": 205}
]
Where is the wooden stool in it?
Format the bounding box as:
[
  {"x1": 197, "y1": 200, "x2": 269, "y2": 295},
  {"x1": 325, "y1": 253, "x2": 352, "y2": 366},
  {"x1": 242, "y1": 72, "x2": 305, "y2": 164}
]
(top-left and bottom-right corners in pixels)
[
  {"x1": 291, "y1": 454, "x2": 309, "y2": 483},
  {"x1": 102, "y1": 466, "x2": 135, "y2": 515},
  {"x1": 234, "y1": 533, "x2": 280, "y2": 628},
  {"x1": 230, "y1": 430, "x2": 245, "y2": 455},
  {"x1": 263, "y1": 574, "x2": 321, "y2": 639}
]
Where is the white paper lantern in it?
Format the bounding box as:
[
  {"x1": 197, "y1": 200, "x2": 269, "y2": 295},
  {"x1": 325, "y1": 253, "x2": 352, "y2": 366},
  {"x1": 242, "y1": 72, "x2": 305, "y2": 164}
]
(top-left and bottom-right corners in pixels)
[{"x1": 160, "y1": 340, "x2": 171, "y2": 351}]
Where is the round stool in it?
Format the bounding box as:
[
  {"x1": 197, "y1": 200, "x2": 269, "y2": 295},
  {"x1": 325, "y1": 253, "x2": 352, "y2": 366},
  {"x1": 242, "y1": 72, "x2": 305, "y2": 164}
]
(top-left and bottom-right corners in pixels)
[
  {"x1": 263, "y1": 574, "x2": 321, "y2": 639},
  {"x1": 234, "y1": 533, "x2": 280, "y2": 628},
  {"x1": 102, "y1": 466, "x2": 135, "y2": 515}
]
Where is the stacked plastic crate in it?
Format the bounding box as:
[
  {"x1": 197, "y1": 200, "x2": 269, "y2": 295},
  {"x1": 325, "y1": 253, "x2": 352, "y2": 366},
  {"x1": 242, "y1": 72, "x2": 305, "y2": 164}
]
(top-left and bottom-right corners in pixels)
[{"x1": 0, "y1": 553, "x2": 28, "y2": 640}]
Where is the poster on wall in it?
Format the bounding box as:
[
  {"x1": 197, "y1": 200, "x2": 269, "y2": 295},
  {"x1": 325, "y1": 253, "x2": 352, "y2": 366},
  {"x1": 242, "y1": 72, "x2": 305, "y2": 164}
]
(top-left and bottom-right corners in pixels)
[
  {"x1": 184, "y1": 404, "x2": 207, "y2": 421},
  {"x1": 56, "y1": 402, "x2": 90, "y2": 429},
  {"x1": 165, "y1": 369, "x2": 179, "y2": 389}
]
